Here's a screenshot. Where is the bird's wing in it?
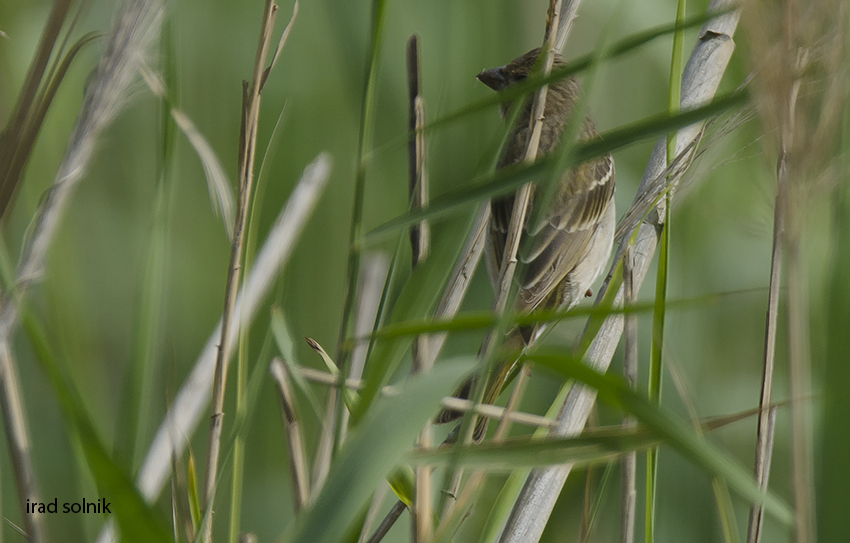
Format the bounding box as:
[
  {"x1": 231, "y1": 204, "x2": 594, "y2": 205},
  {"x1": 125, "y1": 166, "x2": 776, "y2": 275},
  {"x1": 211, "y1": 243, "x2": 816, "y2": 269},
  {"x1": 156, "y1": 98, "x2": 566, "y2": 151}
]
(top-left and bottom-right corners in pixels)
[{"x1": 488, "y1": 153, "x2": 614, "y2": 312}]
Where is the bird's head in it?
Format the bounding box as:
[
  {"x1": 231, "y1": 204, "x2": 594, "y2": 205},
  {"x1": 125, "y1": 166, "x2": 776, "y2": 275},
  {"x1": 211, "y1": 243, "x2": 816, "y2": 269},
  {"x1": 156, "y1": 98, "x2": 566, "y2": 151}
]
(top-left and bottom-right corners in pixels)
[{"x1": 476, "y1": 47, "x2": 564, "y2": 91}]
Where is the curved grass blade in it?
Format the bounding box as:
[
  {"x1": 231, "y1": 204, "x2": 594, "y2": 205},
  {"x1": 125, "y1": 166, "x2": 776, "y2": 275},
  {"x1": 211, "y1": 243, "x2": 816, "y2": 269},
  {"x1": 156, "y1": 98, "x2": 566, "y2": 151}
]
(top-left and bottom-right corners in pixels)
[
  {"x1": 645, "y1": 0, "x2": 688, "y2": 536},
  {"x1": 411, "y1": 7, "x2": 736, "y2": 138},
  {"x1": 364, "y1": 90, "x2": 749, "y2": 243},
  {"x1": 334, "y1": 0, "x2": 389, "y2": 450},
  {"x1": 350, "y1": 212, "x2": 479, "y2": 425},
  {"x1": 22, "y1": 314, "x2": 174, "y2": 543},
  {"x1": 410, "y1": 428, "x2": 662, "y2": 470},
  {"x1": 270, "y1": 305, "x2": 325, "y2": 421},
  {"x1": 527, "y1": 349, "x2": 794, "y2": 524},
  {"x1": 349, "y1": 288, "x2": 756, "y2": 344},
  {"x1": 416, "y1": 394, "x2": 781, "y2": 476},
  {"x1": 287, "y1": 358, "x2": 475, "y2": 543}
]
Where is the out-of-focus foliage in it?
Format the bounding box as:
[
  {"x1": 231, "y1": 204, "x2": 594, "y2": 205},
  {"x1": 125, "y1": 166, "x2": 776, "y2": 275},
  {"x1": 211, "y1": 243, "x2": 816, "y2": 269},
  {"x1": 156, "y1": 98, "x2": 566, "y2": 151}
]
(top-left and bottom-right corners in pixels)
[{"x1": 0, "y1": 0, "x2": 842, "y2": 542}]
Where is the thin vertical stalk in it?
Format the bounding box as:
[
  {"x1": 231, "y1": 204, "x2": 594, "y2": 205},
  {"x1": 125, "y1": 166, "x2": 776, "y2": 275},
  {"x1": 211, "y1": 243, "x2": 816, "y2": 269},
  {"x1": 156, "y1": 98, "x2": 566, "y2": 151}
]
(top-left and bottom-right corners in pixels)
[
  {"x1": 0, "y1": 342, "x2": 45, "y2": 543},
  {"x1": 424, "y1": 204, "x2": 488, "y2": 364},
  {"x1": 123, "y1": 17, "x2": 177, "y2": 473},
  {"x1": 366, "y1": 501, "x2": 406, "y2": 543},
  {"x1": 645, "y1": 209, "x2": 668, "y2": 542},
  {"x1": 440, "y1": 1, "x2": 565, "y2": 524},
  {"x1": 337, "y1": 0, "x2": 388, "y2": 355},
  {"x1": 818, "y1": 20, "x2": 850, "y2": 537},
  {"x1": 270, "y1": 359, "x2": 310, "y2": 512},
  {"x1": 786, "y1": 177, "x2": 815, "y2": 543},
  {"x1": 470, "y1": 0, "x2": 564, "y2": 445},
  {"x1": 228, "y1": 319, "x2": 249, "y2": 543},
  {"x1": 745, "y1": 117, "x2": 788, "y2": 543},
  {"x1": 779, "y1": 44, "x2": 815, "y2": 543},
  {"x1": 406, "y1": 33, "x2": 433, "y2": 543},
  {"x1": 646, "y1": 2, "x2": 684, "y2": 540},
  {"x1": 0, "y1": 0, "x2": 75, "y2": 219},
  {"x1": 748, "y1": 403, "x2": 779, "y2": 543},
  {"x1": 203, "y1": 2, "x2": 278, "y2": 540},
  {"x1": 332, "y1": 0, "x2": 388, "y2": 449},
  {"x1": 228, "y1": 48, "x2": 293, "y2": 543},
  {"x1": 621, "y1": 247, "x2": 637, "y2": 543}
]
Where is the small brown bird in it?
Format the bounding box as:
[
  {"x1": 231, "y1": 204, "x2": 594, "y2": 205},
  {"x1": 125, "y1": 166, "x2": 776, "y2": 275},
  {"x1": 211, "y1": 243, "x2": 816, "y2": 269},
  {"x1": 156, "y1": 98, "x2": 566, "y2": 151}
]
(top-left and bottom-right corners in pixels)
[{"x1": 436, "y1": 48, "x2": 616, "y2": 440}]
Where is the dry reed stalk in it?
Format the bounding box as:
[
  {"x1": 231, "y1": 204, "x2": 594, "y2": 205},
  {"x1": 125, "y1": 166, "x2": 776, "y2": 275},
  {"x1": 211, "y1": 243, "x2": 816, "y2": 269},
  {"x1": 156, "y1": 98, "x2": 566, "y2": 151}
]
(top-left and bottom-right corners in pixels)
[
  {"x1": 341, "y1": 253, "x2": 390, "y2": 443},
  {"x1": 95, "y1": 155, "x2": 330, "y2": 543},
  {"x1": 744, "y1": 81, "x2": 791, "y2": 543},
  {"x1": 270, "y1": 358, "x2": 310, "y2": 512},
  {"x1": 747, "y1": 405, "x2": 778, "y2": 543},
  {"x1": 483, "y1": 0, "x2": 563, "y2": 358},
  {"x1": 0, "y1": 342, "x2": 45, "y2": 543},
  {"x1": 742, "y1": 0, "x2": 846, "y2": 539},
  {"x1": 296, "y1": 366, "x2": 553, "y2": 429},
  {"x1": 499, "y1": 2, "x2": 741, "y2": 541},
  {"x1": 405, "y1": 33, "x2": 435, "y2": 543},
  {"x1": 202, "y1": 2, "x2": 282, "y2": 540},
  {"x1": 423, "y1": 203, "x2": 489, "y2": 362},
  {"x1": 365, "y1": 500, "x2": 407, "y2": 543},
  {"x1": 435, "y1": 3, "x2": 568, "y2": 538},
  {"x1": 620, "y1": 246, "x2": 637, "y2": 543}
]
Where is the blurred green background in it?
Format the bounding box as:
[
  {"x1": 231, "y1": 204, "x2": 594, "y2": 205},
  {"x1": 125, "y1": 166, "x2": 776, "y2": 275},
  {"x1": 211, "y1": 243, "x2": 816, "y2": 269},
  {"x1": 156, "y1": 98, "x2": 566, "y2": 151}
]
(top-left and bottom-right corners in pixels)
[{"x1": 0, "y1": 0, "x2": 838, "y2": 541}]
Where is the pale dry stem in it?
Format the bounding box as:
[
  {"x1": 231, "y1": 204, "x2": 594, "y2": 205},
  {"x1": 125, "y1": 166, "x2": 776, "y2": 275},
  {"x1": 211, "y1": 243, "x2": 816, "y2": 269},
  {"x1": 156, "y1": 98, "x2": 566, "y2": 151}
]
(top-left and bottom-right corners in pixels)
[
  {"x1": 270, "y1": 358, "x2": 311, "y2": 512},
  {"x1": 498, "y1": 2, "x2": 741, "y2": 541},
  {"x1": 202, "y1": 2, "x2": 279, "y2": 540},
  {"x1": 437, "y1": 1, "x2": 567, "y2": 538},
  {"x1": 406, "y1": 33, "x2": 434, "y2": 543}
]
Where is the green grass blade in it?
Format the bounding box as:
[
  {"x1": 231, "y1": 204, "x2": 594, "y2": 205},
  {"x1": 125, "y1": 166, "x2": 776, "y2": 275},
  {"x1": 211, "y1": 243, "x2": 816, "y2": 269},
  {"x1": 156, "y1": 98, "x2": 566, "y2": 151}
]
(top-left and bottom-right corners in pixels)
[
  {"x1": 364, "y1": 90, "x2": 749, "y2": 244},
  {"x1": 646, "y1": 1, "x2": 686, "y2": 537},
  {"x1": 410, "y1": 429, "x2": 662, "y2": 469},
  {"x1": 350, "y1": 212, "x2": 479, "y2": 425},
  {"x1": 527, "y1": 349, "x2": 794, "y2": 524},
  {"x1": 334, "y1": 0, "x2": 388, "y2": 438},
  {"x1": 387, "y1": 465, "x2": 416, "y2": 507},
  {"x1": 713, "y1": 478, "x2": 741, "y2": 543},
  {"x1": 118, "y1": 19, "x2": 177, "y2": 472},
  {"x1": 583, "y1": 461, "x2": 617, "y2": 541},
  {"x1": 411, "y1": 7, "x2": 734, "y2": 139},
  {"x1": 646, "y1": 199, "x2": 669, "y2": 542},
  {"x1": 287, "y1": 358, "x2": 475, "y2": 543},
  {"x1": 360, "y1": 233, "x2": 405, "y2": 370},
  {"x1": 228, "y1": 332, "x2": 274, "y2": 543},
  {"x1": 353, "y1": 289, "x2": 756, "y2": 344},
  {"x1": 475, "y1": 382, "x2": 572, "y2": 543},
  {"x1": 271, "y1": 305, "x2": 325, "y2": 421},
  {"x1": 187, "y1": 451, "x2": 202, "y2": 534},
  {"x1": 22, "y1": 312, "x2": 174, "y2": 543}
]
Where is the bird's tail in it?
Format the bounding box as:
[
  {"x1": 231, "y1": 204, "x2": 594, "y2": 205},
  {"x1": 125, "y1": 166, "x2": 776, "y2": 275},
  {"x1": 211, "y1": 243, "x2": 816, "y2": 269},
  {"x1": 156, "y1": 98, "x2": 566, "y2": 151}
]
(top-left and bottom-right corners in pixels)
[{"x1": 434, "y1": 327, "x2": 531, "y2": 441}]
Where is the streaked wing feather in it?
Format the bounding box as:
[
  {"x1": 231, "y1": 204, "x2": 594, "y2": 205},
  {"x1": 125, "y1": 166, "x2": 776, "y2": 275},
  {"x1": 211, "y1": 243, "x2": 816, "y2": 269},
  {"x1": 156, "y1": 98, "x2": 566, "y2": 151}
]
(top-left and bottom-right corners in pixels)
[{"x1": 519, "y1": 154, "x2": 614, "y2": 311}]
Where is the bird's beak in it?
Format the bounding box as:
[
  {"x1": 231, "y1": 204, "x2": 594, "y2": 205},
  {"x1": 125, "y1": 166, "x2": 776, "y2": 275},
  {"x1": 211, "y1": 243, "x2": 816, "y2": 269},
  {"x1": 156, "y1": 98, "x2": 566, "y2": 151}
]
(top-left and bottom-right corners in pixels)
[{"x1": 477, "y1": 67, "x2": 508, "y2": 91}]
